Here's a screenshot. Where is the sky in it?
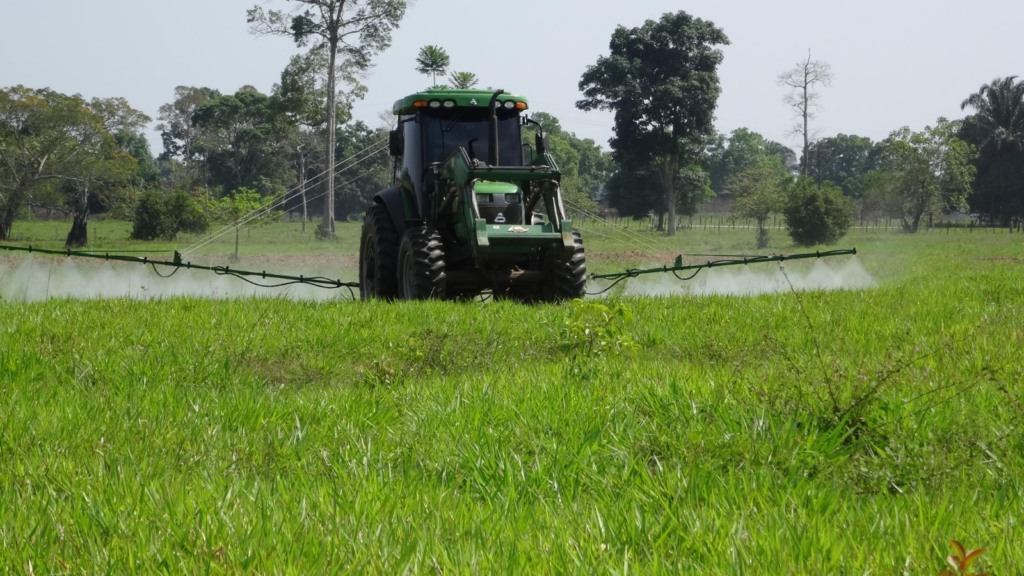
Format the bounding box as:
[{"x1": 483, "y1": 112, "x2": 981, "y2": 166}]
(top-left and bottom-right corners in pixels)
[{"x1": 2, "y1": 0, "x2": 1021, "y2": 156}]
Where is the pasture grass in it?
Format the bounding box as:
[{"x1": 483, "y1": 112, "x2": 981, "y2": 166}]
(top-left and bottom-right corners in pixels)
[{"x1": 1, "y1": 219, "x2": 1022, "y2": 573}]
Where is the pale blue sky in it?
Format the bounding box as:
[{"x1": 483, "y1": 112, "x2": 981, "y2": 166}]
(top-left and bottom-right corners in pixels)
[{"x1": 2, "y1": 0, "x2": 1020, "y2": 154}]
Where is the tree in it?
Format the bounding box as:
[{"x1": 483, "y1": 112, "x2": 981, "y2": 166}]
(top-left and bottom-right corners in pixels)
[
  {"x1": 805, "y1": 134, "x2": 876, "y2": 198},
  {"x1": 216, "y1": 188, "x2": 270, "y2": 260},
  {"x1": 728, "y1": 155, "x2": 790, "y2": 247},
  {"x1": 959, "y1": 76, "x2": 1024, "y2": 225},
  {"x1": 275, "y1": 48, "x2": 360, "y2": 230},
  {"x1": 706, "y1": 128, "x2": 794, "y2": 195},
  {"x1": 332, "y1": 120, "x2": 392, "y2": 219},
  {"x1": 783, "y1": 177, "x2": 853, "y2": 246},
  {"x1": 523, "y1": 111, "x2": 612, "y2": 213},
  {"x1": 62, "y1": 97, "x2": 151, "y2": 247},
  {"x1": 189, "y1": 87, "x2": 297, "y2": 196},
  {"x1": 868, "y1": 119, "x2": 977, "y2": 233},
  {"x1": 0, "y1": 86, "x2": 138, "y2": 244},
  {"x1": 577, "y1": 11, "x2": 729, "y2": 235},
  {"x1": 415, "y1": 45, "x2": 450, "y2": 87},
  {"x1": 131, "y1": 189, "x2": 209, "y2": 241},
  {"x1": 778, "y1": 51, "x2": 833, "y2": 176},
  {"x1": 248, "y1": 0, "x2": 407, "y2": 239},
  {"x1": 276, "y1": 48, "x2": 361, "y2": 129},
  {"x1": 448, "y1": 71, "x2": 479, "y2": 89},
  {"x1": 157, "y1": 86, "x2": 221, "y2": 187}
]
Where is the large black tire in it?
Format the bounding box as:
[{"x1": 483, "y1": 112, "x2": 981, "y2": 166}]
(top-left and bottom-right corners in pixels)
[
  {"x1": 359, "y1": 203, "x2": 399, "y2": 300},
  {"x1": 542, "y1": 230, "x2": 587, "y2": 302},
  {"x1": 397, "y1": 226, "x2": 447, "y2": 300}
]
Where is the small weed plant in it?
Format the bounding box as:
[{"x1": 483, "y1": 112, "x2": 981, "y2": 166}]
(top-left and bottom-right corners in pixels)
[
  {"x1": 939, "y1": 540, "x2": 988, "y2": 576},
  {"x1": 560, "y1": 300, "x2": 639, "y2": 380}
]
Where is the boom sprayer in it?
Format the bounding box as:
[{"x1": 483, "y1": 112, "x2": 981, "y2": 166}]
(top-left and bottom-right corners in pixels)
[{"x1": 0, "y1": 88, "x2": 860, "y2": 301}]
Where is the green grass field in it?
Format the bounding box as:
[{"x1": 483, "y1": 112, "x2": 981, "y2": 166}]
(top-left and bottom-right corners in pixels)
[{"x1": 1, "y1": 218, "x2": 1021, "y2": 573}]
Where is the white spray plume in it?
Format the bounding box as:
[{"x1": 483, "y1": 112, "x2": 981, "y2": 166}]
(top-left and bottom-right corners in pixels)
[
  {"x1": 0, "y1": 257, "x2": 349, "y2": 302},
  {"x1": 600, "y1": 256, "x2": 874, "y2": 298}
]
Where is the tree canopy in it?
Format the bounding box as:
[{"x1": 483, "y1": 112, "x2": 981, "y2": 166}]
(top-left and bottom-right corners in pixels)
[
  {"x1": 959, "y1": 76, "x2": 1024, "y2": 225},
  {"x1": 577, "y1": 11, "x2": 729, "y2": 235},
  {"x1": 0, "y1": 86, "x2": 142, "y2": 244},
  {"x1": 415, "y1": 45, "x2": 450, "y2": 87},
  {"x1": 867, "y1": 119, "x2": 976, "y2": 233},
  {"x1": 805, "y1": 134, "x2": 877, "y2": 199}
]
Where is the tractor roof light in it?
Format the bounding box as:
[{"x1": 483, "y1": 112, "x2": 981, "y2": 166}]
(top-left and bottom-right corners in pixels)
[
  {"x1": 515, "y1": 101, "x2": 528, "y2": 111},
  {"x1": 502, "y1": 100, "x2": 515, "y2": 110},
  {"x1": 428, "y1": 100, "x2": 442, "y2": 108},
  {"x1": 442, "y1": 99, "x2": 456, "y2": 108},
  {"x1": 413, "y1": 100, "x2": 428, "y2": 108}
]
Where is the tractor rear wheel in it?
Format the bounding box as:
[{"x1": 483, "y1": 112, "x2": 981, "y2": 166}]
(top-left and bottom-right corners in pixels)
[
  {"x1": 397, "y1": 226, "x2": 447, "y2": 300},
  {"x1": 542, "y1": 230, "x2": 586, "y2": 302},
  {"x1": 359, "y1": 203, "x2": 399, "y2": 299}
]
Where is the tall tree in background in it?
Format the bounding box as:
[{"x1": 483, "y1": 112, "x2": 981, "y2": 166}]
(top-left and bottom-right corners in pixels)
[
  {"x1": 415, "y1": 45, "x2": 450, "y2": 87},
  {"x1": 778, "y1": 51, "x2": 833, "y2": 176},
  {"x1": 248, "y1": 0, "x2": 406, "y2": 239},
  {"x1": 157, "y1": 86, "x2": 221, "y2": 188},
  {"x1": 578, "y1": 11, "x2": 728, "y2": 235},
  {"x1": 448, "y1": 71, "x2": 479, "y2": 89},
  {"x1": 275, "y1": 48, "x2": 361, "y2": 228},
  {"x1": 959, "y1": 76, "x2": 1024, "y2": 225}
]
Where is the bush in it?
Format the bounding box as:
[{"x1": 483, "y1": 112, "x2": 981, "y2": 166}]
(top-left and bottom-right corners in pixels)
[
  {"x1": 783, "y1": 179, "x2": 853, "y2": 246},
  {"x1": 131, "y1": 190, "x2": 209, "y2": 240}
]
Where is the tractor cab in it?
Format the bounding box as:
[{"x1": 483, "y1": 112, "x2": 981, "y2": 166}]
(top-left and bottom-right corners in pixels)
[{"x1": 390, "y1": 89, "x2": 531, "y2": 223}]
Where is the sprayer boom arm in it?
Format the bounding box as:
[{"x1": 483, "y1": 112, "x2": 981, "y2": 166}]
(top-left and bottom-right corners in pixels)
[
  {"x1": 0, "y1": 244, "x2": 358, "y2": 290},
  {"x1": 589, "y1": 248, "x2": 857, "y2": 282}
]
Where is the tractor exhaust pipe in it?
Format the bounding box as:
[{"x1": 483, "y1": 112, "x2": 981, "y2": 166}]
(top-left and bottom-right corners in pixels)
[{"x1": 488, "y1": 89, "x2": 505, "y2": 165}]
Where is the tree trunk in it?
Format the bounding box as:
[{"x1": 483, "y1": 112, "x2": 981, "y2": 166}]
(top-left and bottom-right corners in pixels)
[
  {"x1": 65, "y1": 211, "x2": 89, "y2": 248},
  {"x1": 0, "y1": 206, "x2": 15, "y2": 241},
  {"x1": 299, "y1": 153, "x2": 308, "y2": 233},
  {"x1": 801, "y1": 79, "x2": 810, "y2": 176},
  {"x1": 661, "y1": 156, "x2": 679, "y2": 236},
  {"x1": 321, "y1": 30, "x2": 339, "y2": 240}
]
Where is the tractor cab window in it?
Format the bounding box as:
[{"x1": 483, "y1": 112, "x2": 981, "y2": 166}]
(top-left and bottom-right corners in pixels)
[{"x1": 421, "y1": 108, "x2": 523, "y2": 166}]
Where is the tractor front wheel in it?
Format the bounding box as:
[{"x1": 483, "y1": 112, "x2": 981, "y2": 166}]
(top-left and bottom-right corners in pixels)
[
  {"x1": 542, "y1": 229, "x2": 586, "y2": 302},
  {"x1": 397, "y1": 226, "x2": 447, "y2": 300},
  {"x1": 359, "y1": 203, "x2": 399, "y2": 299}
]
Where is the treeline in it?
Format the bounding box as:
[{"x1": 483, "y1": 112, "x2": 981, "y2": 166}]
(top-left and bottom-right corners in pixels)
[{"x1": 2, "y1": 7, "x2": 1022, "y2": 248}]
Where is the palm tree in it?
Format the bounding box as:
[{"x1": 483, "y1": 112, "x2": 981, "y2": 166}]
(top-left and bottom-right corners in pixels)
[
  {"x1": 959, "y1": 76, "x2": 1024, "y2": 225},
  {"x1": 448, "y1": 71, "x2": 479, "y2": 89},
  {"x1": 960, "y1": 76, "x2": 1024, "y2": 154},
  {"x1": 415, "y1": 45, "x2": 450, "y2": 87}
]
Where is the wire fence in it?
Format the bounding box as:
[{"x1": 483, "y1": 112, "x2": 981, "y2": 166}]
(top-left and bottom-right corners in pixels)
[{"x1": 567, "y1": 212, "x2": 1024, "y2": 234}]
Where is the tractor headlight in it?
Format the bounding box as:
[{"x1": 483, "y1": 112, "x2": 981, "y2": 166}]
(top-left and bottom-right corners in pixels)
[
  {"x1": 442, "y1": 99, "x2": 456, "y2": 108},
  {"x1": 428, "y1": 100, "x2": 442, "y2": 108},
  {"x1": 502, "y1": 100, "x2": 515, "y2": 109}
]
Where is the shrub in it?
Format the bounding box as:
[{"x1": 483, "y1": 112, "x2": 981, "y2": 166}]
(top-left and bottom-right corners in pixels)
[
  {"x1": 783, "y1": 178, "x2": 853, "y2": 246},
  {"x1": 131, "y1": 190, "x2": 209, "y2": 240}
]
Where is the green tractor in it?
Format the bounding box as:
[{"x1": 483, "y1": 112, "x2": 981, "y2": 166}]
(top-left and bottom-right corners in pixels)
[{"x1": 359, "y1": 88, "x2": 586, "y2": 301}]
